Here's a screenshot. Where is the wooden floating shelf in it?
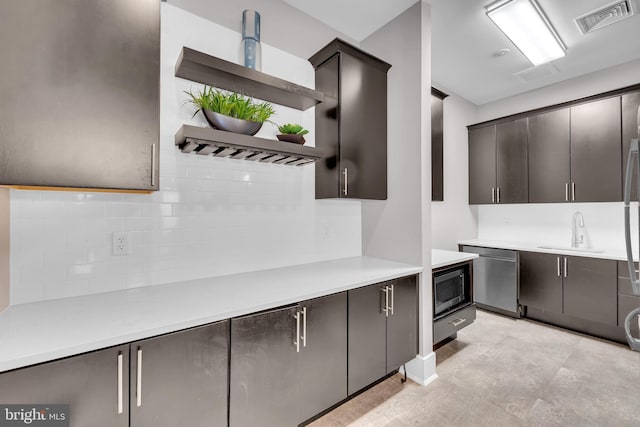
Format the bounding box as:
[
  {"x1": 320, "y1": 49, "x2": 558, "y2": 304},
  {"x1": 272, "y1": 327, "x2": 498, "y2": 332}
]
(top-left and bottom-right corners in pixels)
[
  {"x1": 175, "y1": 125, "x2": 325, "y2": 166},
  {"x1": 175, "y1": 47, "x2": 324, "y2": 111}
]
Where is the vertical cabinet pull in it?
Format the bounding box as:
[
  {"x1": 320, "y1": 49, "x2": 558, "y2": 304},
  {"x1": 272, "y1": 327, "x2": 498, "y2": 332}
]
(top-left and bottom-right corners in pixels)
[
  {"x1": 497, "y1": 187, "x2": 501, "y2": 204},
  {"x1": 136, "y1": 348, "x2": 143, "y2": 407},
  {"x1": 343, "y1": 168, "x2": 348, "y2": 196},
  {"x1": 557, "y1": 257, "x2": 561, "y2": 277},
  {"x1": 293, "y1": 311, "x2": 301, "y2": 353},
  {"x1": 491, "y1": 187, "x2": 495, "y2": 203},
  {"x1": 389, "y1": 284, "x2": 394, "y2": 315},
  {"x1": 564, "y1": 257, "x2": 568, "y2": 278},
  {"x1": 151, "y1": 144, "x2": 156, "y2": 187},
  {"x1": 571, "y1": 182, "x2": 576, "y2": 201},
  {"x1": 382, "y1": 286, "x2": 389, "y2": 317},
  {"x1": 301, "y1": 306, "x2": 307, "y2": 347},
  {"x1": 565, "y1": 183, "x2": 569, "y2": 202},
  {"x1": 117, "y1": 352, "x2": 123, "y2": 415}
]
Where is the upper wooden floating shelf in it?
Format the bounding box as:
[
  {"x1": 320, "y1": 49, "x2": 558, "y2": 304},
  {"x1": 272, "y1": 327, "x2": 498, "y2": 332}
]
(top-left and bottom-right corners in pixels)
[{"x1": 175, "y1": 47, "x2": 324, "y2": 111}]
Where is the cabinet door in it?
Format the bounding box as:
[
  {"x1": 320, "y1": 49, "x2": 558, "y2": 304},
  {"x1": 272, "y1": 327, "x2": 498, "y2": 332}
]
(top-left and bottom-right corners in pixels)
[
  {"x1": 496, "y1": 118, "x2": 528, "y2": 203},
  {"x1": 570, "y1": 97, "x2": 622, "y2": 202},
  {"x1": 468, "y1": 125, "x2": 497, "y2": 204},
  {"x1": 519, "y1": 252, "x2": 563, "y2": 313},
  {"x1": 314, "y1": 54, "x2": 341, "y2": 199},
  {"x1": 230, "y1": 306, "x2": 299, "y2": 427},
  {"x1": 340, "y1": 54, "x2": 388, "y2": 200},
  {"x1": 298, "y1": 292, "x2": 347, "y2": 424},
  {"x1": 0, "y1": 345, "x2": 129, "y2": 427},
  {"x1": 0, "y1": 0, "x2": 160, "y2": 191},
  {"x1": 622, "y1": 92, "x2": 640, "y2": 202},
  {"x1": 130, "y1": 321, "x2": 229, "y2": 427},
  {"x1": 386, "y1": 275, "x2": 418, "y2": 372},
  {"x1": 528, "y1": 109, "x2": 571, "y2": 203},
  {"x1": 432, "y1": 94, "x2": 445, "y2": 201},
  {"x1": 563, "y1": 257, "x2": 617, "y2": 325},
  {"x1": 348, "y1": 284, "x2": 387, "y2": 395}
]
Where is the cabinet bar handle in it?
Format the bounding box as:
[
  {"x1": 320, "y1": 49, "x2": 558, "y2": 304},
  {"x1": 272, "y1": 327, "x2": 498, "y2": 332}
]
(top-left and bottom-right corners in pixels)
[
  {"x1": 557, "y1": 257, "x2": 561, "y2": 277},
  {"x1": 151, "y1": 144, "x2": 156, "y2": 187},
  {"x1": 389, "y1": 284, "x2": 394, "y2": 315},
  {"x1": 301, "y1": 306, "x2": 307, "y2": 348},
  {"x1": 497, "y1": 187, "x2": 501, "y2": 204},
  {"x1": 136, "y1": 348, "x2": 142, "y2": 407},
  {"x1": 449, "y1": 318, "x2": 466, "y2": 327},
  {"x1": 565, "y1": 183, "x2": 569, "y2": 202},
  {"x1": 117, "y1": 352, "x2": 123, "y2": 415},
  {"x1": 294, "y1": 311, "x2": 300, "y2": 353},
  {"x1": 491, "y1": 187, "x2": 495, "y2": 203},
  {"x1": 571, "y1": 182, "x2": 576, "y2": 201},
  {"x1": 382, "y1": 286, "x2": 389, "y2": 317},
  {"x1": 564, "y1": 257, "x2": 568, "y2": 277},
  {"x1": 343, "y1": 168, "x2": 348, "y2": 196}
]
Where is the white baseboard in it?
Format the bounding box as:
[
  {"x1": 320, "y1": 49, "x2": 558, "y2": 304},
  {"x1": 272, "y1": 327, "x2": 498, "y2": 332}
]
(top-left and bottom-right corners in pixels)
[{"x1": 402, "y1": 352, "x2": 437, "y2": 386}]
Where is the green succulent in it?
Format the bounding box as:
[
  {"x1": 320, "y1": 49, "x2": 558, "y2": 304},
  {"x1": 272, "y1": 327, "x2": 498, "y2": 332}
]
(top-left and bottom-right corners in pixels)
[
  {"x1": 184, "y1": 86, "x2": 275, "y2": 123},
  {"x1": 277, "y1": 123, "x2": 309, "y2": 135}
]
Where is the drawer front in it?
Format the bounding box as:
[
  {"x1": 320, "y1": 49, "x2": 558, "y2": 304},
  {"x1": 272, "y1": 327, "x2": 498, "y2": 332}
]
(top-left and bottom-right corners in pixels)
[{"x1": 433, "y1": 304, "x2": 476, "y2": 345}]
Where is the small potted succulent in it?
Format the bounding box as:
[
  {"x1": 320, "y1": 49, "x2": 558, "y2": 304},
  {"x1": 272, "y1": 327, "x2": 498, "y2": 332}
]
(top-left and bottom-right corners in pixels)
[
  {"x1": 276, "y1": 123, "x2": 309, "y2": 145},
  {"x1": 185, "y1": 86, "x2": 275, "y2": 135}
]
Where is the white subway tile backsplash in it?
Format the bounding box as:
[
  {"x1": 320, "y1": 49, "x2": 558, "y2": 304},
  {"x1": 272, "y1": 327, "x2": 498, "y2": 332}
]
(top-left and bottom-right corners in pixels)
[{"x1": 8, "y1": 4, "x2": 362, "y2": 305}]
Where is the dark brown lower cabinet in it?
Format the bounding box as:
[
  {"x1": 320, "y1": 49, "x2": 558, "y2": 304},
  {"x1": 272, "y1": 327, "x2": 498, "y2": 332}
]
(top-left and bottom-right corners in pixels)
[
  {"x1": 520, "y1": 252, "x2": 619, "y2": 340},
  {"x1": 519, "y1": 251, "x2": 563, "y2": 313},
  {"x1": 229, "y1": 293, "x2": 349, "y2": 427},
  {"x1": 130, "y1": 321, "x2": 229, "y2": 427},
  {"x1": 563, "y1": 257, "x2": 617, "y2": 326},
  {"x1": 348, "y1": 276, "x2": 417, "y2": 395},
  {"x1": 0, "y1": 345, "x2": 130, "y2": 427},
  {"x1": 619, "y1": 294, "x2": 640, "y2": 339}
]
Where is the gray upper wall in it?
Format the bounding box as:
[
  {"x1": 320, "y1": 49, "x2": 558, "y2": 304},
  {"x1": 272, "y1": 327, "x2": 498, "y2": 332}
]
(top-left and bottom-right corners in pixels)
[{"x1": 167, "y1": 0, "x2": 359, "y2": 59}]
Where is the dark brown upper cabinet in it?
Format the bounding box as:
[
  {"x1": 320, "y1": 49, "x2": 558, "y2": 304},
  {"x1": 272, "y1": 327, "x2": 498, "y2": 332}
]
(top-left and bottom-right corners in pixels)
[
  {"x1": 432, "y1": 88, "x2": 448, "y2": 202},
  {"x1": 622, "y1": 91, "x2": 640, "y2": 201},
  {"x1": 309, "y1": 39, "x2": 391, "y2": 200},
  {"x1": 468, "y1": 119, "x2": 528, "y2": 204},
  {"x1": 469, "y1": 126, "x2": 497, "y2": 204},
  {"x1": 570, "y1": 97, "x2": 622, "y2": 202},
  {"x1": 528, "y1": 108, "x2": 571, "y2": 203},
  {"x1": 0, "y1": 0, "x2": 160, "y2": 191}
]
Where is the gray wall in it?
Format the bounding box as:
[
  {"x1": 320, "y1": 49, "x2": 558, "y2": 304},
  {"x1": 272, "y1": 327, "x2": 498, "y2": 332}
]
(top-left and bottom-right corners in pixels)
[{"x1": 361, "y1": 1, "x2": 433, "y2": 354}]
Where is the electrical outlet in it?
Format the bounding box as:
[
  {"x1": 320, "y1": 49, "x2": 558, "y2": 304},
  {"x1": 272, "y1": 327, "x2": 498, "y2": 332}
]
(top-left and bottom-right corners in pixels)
[{"x1": 112, "y1": 232, "x2": 130, "y2": 256}]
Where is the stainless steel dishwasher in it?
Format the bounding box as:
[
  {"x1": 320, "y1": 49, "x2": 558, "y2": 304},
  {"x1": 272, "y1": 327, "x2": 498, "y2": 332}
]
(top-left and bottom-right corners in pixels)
[{"x1": 461, "y1": 246, "x2": 520, "y2": 317}]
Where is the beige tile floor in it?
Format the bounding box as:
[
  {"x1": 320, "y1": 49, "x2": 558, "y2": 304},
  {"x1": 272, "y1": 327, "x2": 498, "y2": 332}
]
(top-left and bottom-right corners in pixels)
[{"x1": 310, "y1": 310, "x2": 640, "y2": 427}]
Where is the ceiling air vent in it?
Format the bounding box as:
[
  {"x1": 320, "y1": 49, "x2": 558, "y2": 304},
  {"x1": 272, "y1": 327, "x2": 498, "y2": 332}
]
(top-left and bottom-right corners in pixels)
[{"x1": 574, "y1": 0, "x2": 635, "y2": 34}]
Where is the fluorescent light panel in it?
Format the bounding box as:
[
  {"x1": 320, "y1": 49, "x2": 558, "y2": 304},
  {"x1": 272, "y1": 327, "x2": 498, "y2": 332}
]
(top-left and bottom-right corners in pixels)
[{"x1": 486, "y1": 0, "x2": 566, "y2": 66}]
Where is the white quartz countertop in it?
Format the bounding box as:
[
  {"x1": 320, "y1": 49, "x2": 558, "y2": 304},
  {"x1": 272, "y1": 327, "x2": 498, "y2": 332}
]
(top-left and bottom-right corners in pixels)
[
  {"x1": 0, "y1": 256, "x2": 422, "y2": 373},
  {"x1": 458, "y1": 239, "x2": 633, "y2": 262},
  {"x1": 432, "y1": 249, "x2": 478, "y2": 269}
]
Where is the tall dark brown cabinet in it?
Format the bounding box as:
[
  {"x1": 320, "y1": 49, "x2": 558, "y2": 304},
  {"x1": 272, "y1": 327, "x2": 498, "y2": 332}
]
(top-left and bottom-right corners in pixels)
[
  {"x1": 432, "y1": 88, "x2": 448, "y2": 201},
  {"x1": 570, "y1": 97, "x2": 622, "y2": 202},
  {"x1": 309, "y1": 39, "x2": 391, "y2": 200},
  {"x1": 0, "y1": 0, "x2": 160, "y2": 191}
]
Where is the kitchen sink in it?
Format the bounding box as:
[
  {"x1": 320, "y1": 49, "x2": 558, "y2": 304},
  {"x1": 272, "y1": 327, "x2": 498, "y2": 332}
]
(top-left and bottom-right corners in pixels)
[{"x1": 537, "y1": 245, "x2": 604, "y2": 253}]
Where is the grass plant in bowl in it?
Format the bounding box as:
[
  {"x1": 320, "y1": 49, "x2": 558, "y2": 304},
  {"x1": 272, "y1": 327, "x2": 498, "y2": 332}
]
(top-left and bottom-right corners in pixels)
[
  {"x1": 276, "y1": 123, "x2": 309, "y2": 144},
  {"x1": 185, "y1": 86, "x2": 275, "y2": 135}
]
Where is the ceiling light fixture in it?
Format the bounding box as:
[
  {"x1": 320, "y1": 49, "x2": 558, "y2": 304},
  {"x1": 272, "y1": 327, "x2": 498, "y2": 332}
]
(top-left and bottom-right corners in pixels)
[{"x1": 486, "y1": 0, "x2": 566, "y2": 66}]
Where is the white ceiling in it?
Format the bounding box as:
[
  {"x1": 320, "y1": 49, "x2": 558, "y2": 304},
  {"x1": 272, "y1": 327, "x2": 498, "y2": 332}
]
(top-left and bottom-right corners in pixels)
[
  {"x1": 281, "y1": 0, "x2": 418, "y2": 41},
  {"x1": 170, "y1": 0, "x2": 640, "y2": 106},
  {"x1": 429, "y1": 0, "x2": 640, "y2": 104}
]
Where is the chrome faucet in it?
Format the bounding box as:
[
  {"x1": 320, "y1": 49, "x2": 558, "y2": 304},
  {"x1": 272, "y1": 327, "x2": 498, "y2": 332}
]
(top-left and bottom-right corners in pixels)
[{"x1": 572, "y1": 211, "x2": 586, "y2": 248}]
